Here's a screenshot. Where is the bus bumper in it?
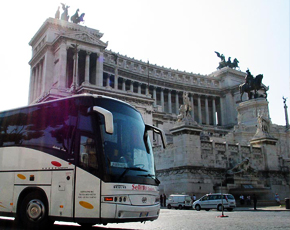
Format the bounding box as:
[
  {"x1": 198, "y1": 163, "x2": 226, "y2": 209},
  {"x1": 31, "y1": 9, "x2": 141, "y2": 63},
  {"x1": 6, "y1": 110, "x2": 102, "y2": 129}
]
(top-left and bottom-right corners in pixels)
[{"x1": 101, "y1": 203, "x2": 160, "y2": 223}]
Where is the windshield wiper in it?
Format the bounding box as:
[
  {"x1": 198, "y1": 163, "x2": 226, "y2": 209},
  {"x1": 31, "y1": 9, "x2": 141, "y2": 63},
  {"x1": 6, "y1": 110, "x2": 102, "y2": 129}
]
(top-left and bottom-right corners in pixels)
[
  {"x1": 138, "y1": 174, "x2": 160, "y2": 185},
  {"x1": 118, "y1": 167, "x2": 148, "y2": 182}
]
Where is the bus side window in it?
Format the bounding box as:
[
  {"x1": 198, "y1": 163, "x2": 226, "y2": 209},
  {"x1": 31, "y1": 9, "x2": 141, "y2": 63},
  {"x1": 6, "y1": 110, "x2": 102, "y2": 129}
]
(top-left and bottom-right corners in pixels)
[{"x1": 79, "y1": 135, "x2": 98, "y2": 171}]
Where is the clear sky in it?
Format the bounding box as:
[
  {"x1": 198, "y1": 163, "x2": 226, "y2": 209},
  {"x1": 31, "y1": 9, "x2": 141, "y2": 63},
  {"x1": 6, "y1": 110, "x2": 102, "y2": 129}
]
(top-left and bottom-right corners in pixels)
[{"x1": 0, "y1": 0, "x2": 289, "y2": 125}]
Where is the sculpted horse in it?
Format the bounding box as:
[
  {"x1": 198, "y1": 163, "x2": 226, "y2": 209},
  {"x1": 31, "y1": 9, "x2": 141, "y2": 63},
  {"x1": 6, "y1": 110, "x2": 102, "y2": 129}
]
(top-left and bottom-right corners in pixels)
[{"x1": 240, "y1": 74, "x2": 267, "y2": 101}]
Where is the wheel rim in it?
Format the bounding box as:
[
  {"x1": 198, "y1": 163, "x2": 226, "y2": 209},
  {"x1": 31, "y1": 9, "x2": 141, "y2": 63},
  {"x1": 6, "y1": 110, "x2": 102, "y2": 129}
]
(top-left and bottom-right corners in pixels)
[{"x1": 26, "y1": 199, "x2": 45, "y2": 222}]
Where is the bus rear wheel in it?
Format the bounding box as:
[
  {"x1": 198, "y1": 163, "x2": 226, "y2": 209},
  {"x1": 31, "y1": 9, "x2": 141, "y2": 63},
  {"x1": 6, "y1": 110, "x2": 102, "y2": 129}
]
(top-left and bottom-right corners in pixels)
[{"x1": 19, "y1": 191, "x2": 52, "y2": 229}]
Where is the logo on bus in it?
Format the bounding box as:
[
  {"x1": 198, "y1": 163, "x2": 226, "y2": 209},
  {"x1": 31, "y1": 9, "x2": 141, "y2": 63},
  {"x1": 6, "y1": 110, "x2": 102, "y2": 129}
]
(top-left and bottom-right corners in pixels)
[
  {"x1": 142, "y1": 197, "x2": 147, "y2": 203},
  {"x1": 132, "y1": 184, "x2": 156, "y2": 191}
]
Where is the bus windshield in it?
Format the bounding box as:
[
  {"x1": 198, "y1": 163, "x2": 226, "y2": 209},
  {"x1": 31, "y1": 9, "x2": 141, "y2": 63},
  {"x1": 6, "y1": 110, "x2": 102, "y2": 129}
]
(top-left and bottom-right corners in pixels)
[{"x1": 96, "y1": 98, "x2": 157, "y2": 185}]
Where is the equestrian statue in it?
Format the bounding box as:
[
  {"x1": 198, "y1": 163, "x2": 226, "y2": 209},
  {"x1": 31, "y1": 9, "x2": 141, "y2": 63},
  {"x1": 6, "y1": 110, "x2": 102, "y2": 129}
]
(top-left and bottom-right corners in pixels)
[{"x1": 239, "y1": 69, "x2": 268, "y2": 101}]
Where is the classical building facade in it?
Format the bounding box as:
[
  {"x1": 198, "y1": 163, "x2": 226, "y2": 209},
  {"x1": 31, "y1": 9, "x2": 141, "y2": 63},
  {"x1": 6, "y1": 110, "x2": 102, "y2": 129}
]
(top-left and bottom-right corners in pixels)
[{"x1": 28, "y1": 18, "x2": 290, "y2": 202}]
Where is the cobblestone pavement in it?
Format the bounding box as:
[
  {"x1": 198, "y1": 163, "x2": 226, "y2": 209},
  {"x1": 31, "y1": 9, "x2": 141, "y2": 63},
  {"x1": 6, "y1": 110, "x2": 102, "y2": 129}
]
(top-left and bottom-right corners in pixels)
[
  {"x1": 104, "y1": 206, "x2": 290, "y2": 230},
  {"x1": 0, "y1": 207, "x2": 289, "y2": 230}
]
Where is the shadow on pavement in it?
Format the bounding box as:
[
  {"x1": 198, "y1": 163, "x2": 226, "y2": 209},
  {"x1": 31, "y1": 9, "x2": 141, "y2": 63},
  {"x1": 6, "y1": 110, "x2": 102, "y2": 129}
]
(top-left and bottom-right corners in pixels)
[{"x1": 0, "y1": 218, "x2": 143, "y2": 230}]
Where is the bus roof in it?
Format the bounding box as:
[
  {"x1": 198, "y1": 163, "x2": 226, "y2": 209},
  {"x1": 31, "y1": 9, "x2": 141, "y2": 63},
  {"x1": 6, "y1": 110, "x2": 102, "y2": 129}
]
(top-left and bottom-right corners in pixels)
[{"x1": 0, "y1": 94, "x2": 135, "y2": 114}]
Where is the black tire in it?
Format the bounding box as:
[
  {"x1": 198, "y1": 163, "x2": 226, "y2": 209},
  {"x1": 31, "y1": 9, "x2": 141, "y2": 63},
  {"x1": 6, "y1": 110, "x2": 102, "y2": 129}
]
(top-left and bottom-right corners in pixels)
[
  {"x1": 178, "y1": 204, "x2": 183, "y2": 210},
  {"x1": 217, "y1": 204, "x2": 223, "y2": 211},
  {"x1": 195, "y1": 204, "x2": 201, "y2": 211},
  {"x1": 19, "y1": 191, "x2": 53, "y2": 230},
  {"x1": 167, "y1": 204, "x2": 172, "y2": 209}
]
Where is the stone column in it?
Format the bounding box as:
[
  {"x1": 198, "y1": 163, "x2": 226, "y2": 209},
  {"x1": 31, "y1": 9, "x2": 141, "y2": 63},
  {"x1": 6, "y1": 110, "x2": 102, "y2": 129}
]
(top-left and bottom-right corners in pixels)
[
  {"x1": 146, "y1": 85, "x2": 149, "y2": 95},
  {"x1": 95, "y1": 52, "x2": 104, "y2": 86},
  {"x1": 219, "y1": 96, "x2": 225, "y2": 126},
  {"x1": 205, "y1": 96, "x2": 209, "y2": 125},
  {"x1": 84, "y1": 51, "x2": 91, "y2": 85},
  {"x1": 175, "y1": 91, "x2": 179, "y2": 114},
  {"x1": 33, "y1": 65, "x2": 38, "y2": 100},
  {"x1": 153, "y1": 87, "x2": 157, "y2": 107},
  {"x1": 114, "y1": 75, "x2": 119, "y2": 90},
  {"x1": 138, "y1": 82, "x2": 141, "y2": 94},
  {"x1": 114, "y1": 58, "x2": 119, "y2": 90},
  {"x1": 34, "y1": 63, "x2": 40, "y2": 99},
  {"x1": 198, "y1": 95, "x2": 202, "y2": 124},
  {"x1": 106, "y1": 74, "x2": 110, "y2": 87},
  {"x1": 28, "y1": 67, "x2": 34, "y2": 103},
  {"x1": 212, "y1": 97, "x2": 217, "y2": 126},
  {"x1": 130, "y1": 81, "x2": 133, "y2": 92},
  {"x1": 38, "y1": 62, "x2": 42, "y2": 97},
  {"x1": 168, "y1": 89, "x2": 172, "y2": 114},
  {"x1": 122, "y1": 78, "x2": 126, "y2": 91},
  {"x1": 190, "y1": 94, "x2": 195, "y2": 120},
  {"x1": 161, "y1": 88, "x2": 164, "y2": 112},
  {"x1": 73, "y1": 51, "x2": 79, "y2": 87},
  {"x1": 58, "y1": 42, "x2": 68, "y2": 89}
]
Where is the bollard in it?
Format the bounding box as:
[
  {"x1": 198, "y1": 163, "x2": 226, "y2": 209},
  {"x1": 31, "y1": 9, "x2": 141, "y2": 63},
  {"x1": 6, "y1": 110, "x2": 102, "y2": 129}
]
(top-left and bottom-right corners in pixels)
[{"x1": 285, "y1": 198, "x2": 290, "y2": 209}]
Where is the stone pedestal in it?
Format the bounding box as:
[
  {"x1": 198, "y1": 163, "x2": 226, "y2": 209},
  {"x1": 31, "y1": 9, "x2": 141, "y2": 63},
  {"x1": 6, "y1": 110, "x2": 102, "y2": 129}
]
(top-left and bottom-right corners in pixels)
[
  {"x1": 170, "y1": 121, "x2": 202, "y2": 168},
  {"x1": 237, "y1": 98, "x2": 270, "y2": 127},
  {"x1": 250, "y1": 137, "x2": 279, "y2": 171}
]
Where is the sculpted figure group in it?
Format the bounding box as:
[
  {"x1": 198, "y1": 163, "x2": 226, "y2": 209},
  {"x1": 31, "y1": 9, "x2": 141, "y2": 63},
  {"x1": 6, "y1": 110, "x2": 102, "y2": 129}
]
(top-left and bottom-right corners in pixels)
[
  {"x1": 55, "y1": 4, "x2": 85, "y2": 24},
  {"x1": 215, "y1": 52, "x2": 268, "y2": 101}
]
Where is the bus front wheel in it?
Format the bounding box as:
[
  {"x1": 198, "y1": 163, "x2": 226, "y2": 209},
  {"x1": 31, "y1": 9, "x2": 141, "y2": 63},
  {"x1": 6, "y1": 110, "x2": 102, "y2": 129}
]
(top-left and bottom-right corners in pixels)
[{"x1": 19, "y1": 191, "x2": 52, "y2": 229}]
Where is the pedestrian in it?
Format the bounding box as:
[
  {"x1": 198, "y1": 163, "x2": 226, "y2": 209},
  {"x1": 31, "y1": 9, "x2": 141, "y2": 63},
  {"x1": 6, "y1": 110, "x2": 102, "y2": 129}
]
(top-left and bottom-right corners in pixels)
[
  {"x1": 163, "y1": 194, "x2": 167, "y2": 207},
  {"x1": 192, "y1": 194, "x2": 196, "y2": 202},
  {"x1": 160, "y1": 194, "x2": 163, "y2": 207},
  {"x1": 275, "y1": 193, "x2": 281, "y2": 206},
  {"x1": 246, "y1": 195, "x2": 251, "y2": 205},
  {"x1": 253, "y1": 194, "x2": 257, "y2": 210},
  {"x1": 239, "y1": 194, "x2": 245, "y2": 205}
]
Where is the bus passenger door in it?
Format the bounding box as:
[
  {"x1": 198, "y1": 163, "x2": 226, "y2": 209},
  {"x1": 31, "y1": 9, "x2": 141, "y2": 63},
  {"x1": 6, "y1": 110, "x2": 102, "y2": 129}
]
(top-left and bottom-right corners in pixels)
[
  {"x1": 50, "y1": 170, "x2": 74, "y2": 218},
  {"x1": 0, "y1": 173, "x2": 14, "y2": 213},
  {"x1": 74, "y1": 134, "x2": 101, "y2": 220}
]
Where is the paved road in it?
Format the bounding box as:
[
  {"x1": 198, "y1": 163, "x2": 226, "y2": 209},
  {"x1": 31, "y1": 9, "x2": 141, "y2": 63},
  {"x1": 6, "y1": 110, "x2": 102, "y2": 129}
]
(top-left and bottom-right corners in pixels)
[{"x1": 0, "y1": 207, "x2": 289, "y2": 230}]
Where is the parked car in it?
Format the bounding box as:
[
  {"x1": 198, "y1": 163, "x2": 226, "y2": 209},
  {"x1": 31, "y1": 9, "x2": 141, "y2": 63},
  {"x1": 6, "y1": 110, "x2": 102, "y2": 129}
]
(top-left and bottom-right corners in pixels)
[
  {"x1": 167, "y1": 194, "x2": 192, "y2": 209},
  {"x1": 192, "y1": 193, "x2": 236, "y2": 211}
]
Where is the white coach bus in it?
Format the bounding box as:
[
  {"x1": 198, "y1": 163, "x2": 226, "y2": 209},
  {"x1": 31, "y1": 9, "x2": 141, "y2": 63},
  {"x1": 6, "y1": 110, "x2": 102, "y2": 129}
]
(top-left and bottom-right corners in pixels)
[{"x1": 0, "y1": 94, "x2": 166, "y2": 229}]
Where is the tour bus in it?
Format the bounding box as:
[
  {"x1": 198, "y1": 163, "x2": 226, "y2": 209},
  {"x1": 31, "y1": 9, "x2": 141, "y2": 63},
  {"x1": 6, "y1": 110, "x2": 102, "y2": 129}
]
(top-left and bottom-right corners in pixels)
[{"x1": 0, "y1": 94, "x2": 166, "y2": 229}]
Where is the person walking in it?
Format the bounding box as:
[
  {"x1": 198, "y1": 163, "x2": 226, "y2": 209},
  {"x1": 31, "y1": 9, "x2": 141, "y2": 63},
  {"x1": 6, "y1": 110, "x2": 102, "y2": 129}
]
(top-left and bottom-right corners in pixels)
[
  {"x1": 275, "y1": 193, "x2": 281, "y2": 207},
  {"x1": 253, "y1": 194, "x2": 257, "y2": 210},
  {"x1": 239, "y1": 194, "x2": 245, "y2": 205},
  {"x1": 163, "y1": 194, "x2": 167, "y2": 207}
]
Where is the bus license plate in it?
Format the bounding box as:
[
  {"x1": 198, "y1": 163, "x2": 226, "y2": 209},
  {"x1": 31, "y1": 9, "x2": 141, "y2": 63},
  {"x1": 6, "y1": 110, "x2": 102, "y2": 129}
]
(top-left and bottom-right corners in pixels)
[{"x1": 139, "y1": 212, "x2": 149, "y2": 217}]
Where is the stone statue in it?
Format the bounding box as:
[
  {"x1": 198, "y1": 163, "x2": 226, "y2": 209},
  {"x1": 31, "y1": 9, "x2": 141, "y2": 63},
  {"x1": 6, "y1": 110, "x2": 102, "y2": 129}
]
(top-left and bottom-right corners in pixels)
[
  {"x1": 239, "y1": 69, "x2": 268, "y2": 101},
  {"x1": 227, "y1": 158, "x2": 250, "y2": 174},
  {"x1": 177, "y1": 92, "x2": 192, "y2": 121},
  {"x1": 71, "y1": 9, "x2": 85, "y2": 24},
  {"x1": 215, "y1": 51, "x2": 239, "y2": 70},
  {"x1": 283, "y1": 96, "x2": 287, "y2": 106},
  {"x1": 282, "y1": 97, "x2": 289, "y2": 129},
  {"x1": 55, "y1": 6, "x2": 60, "y2": 19},
  {"x1": 252, "y1": 110, "x2": 273, "y2": 139},
  {"x1": 61, "y1": 3, "x2": 70, "y2": 21}
]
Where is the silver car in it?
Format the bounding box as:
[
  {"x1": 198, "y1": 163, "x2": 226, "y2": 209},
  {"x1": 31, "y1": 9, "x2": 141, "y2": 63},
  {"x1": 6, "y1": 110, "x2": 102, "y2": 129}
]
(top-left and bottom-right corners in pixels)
[{"x1": 192, "y1": 193, "x2": 236, "y2": 211}]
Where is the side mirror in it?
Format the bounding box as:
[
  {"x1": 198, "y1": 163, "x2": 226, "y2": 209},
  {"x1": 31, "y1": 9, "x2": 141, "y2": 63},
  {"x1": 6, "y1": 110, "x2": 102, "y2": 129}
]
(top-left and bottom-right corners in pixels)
[
  {"x1": 88, "y1": 106, "x2": 114, "y2": 134},
  {"x1": 145, "y1": 124, "x2": 167, "y2": 149}
]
